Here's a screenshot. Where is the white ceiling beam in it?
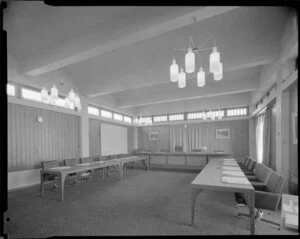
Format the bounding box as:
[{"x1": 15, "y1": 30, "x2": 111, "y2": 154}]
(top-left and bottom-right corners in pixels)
[
  {"x1": 116, "y1": 72, "x2": 260, "y2": 108},
  {"x1": 19, "y1": 6, "x2": 239, "y2": 76}
]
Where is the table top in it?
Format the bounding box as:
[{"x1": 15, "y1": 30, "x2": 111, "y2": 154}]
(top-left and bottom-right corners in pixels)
[
  {"x1": 133, "y1": 152, "x2": 231, "y2": 157},
  {"x1": 191, "y1": 158, "x2": 254, "y2": 193},
  {"x1": 41, "y1": 156, "x2": 146, "y2": 174}
]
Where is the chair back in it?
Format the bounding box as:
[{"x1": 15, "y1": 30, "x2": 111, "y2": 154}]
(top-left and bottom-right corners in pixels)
[
  {"x1": 243, "y1": 156, "x2": 250, "y2": 166},
  {"x1": 191, "y1": 149, "x2": 202, "y2": 152},
  {"x1": 80, "y1": 157, "x2": 93, "y2": 164},
  {"x1": 99, "y1": 156, "x2": 108, "y2": 161},
  {"x1": 64, "y1": 158, "x2": 78, "y2": 166},
  {"x1": 174, "y1": 146, "x2": 183, "y2": 152},
  {"x1": 91, "y1": 156, "x2": 100, "y2": 162},
  {"x1": 247, "y1": 158, "x2": 256, "y2": 171},
  {"x1": 255, "y1": 164, "x2": 272, "y2": 183},
  {"x1": 108, "y1": 155, "x2": 118, "y2": 160},
  {"x1": 266, "y1": 172, "x2": 286, "y2": 194},
  {"x1": 42, "y1": 160, "x2": 58, "y2": 169}
]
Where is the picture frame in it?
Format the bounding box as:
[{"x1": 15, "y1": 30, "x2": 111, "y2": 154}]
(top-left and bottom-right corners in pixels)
[
  {"x1": 216, "y1": 128, "x2": 230, "y2": 139},
  {"x1": 149, "y1": 131, "x2": 159, "y2": 140},
  {"x1": 292, "y1": 112, "x2": 298, "y2": 144}
]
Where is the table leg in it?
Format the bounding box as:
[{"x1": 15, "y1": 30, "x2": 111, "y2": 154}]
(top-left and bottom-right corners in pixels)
[
  {"x1": 40, "y1": 170, "x2": 44, "y2": 197},
  {"x1": 119, "y1": 163, "x2": 124, "y2": 180},
  {"x1": 191, "y1": 188, "x2": 201, "y2": 225},
  {"x1": 60, "y1": 173, "x2": 66, "y2": 202},
  {"x1": 248, "y1": 192, "x2": 255, "y2": 235}
]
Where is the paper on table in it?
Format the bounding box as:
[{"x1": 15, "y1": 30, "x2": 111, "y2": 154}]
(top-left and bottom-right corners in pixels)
[
  {"x1": 285, "y1": 213, "x2": 298, "y2": 226},
  {"x1": 223, "y1": 162, "x2": 238, "y2": 166},
  {"x1": 283, "y1": 204, "x2": 294, "y2": 213},
  {"x1": 222, "y1": 176, "x2": 250, "y2": 185},
  {"x1": 78, "y1": 163, "x2": 91, "y2": 166},
  {"x1": 222, "y1": 170, "x2": 244, "y2": 176},
  {"x1": 223, "y1": 166, "x2": 241, "y2": 171},
  {"x1": 50, "y1": 166, "x2": 71, "y2": 170}
]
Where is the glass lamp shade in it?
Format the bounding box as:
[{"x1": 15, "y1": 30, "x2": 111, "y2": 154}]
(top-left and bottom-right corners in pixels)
[
  {"x1": 209, "y1": 47, "x2": 220, "y2": 73},
  {"x1": 49, "y1": 96, "x2": 56, "y2": 105},
  {"x1": 197, "y1": 67, "x2": 205, "y2": 87},
  {"x1": 214, "y1": 62, "x2": 223, "y2": 81},
  {"x1": 50, "y1": 85, "x2": 58, "y2": 100},
  {"x1": 170, "y1": 59, "x2": 179, "y2": 82},
  {"x1": 74, "y1": 94, "x2": 81, "y2": 108},
  {"x1": 41, "y1": 87, "x2": 49, "y2": 102},
  {"x1": 178, "y1": 68, "x2": 186, "y2": 88},
  {"x1": 68, "y1": 89, "x2": 76, "y2": 104},
  {"x1": 185, "y1": 47, "x2": 195, "y2": 73},
  {"x1": 65, "y1": 96, "x2": 71, "y2": 108}
]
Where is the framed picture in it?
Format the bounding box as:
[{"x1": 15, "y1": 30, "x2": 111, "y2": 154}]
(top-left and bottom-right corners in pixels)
[
  {"x1": 149, "y1": 131, "x2": 159, "y2": 140},
  {"x1": 292, "y1": 112, "x2": 298, "y2": 144},
  {"x1": 216, "y1": 128, "x2": 230, "y2": 139}
]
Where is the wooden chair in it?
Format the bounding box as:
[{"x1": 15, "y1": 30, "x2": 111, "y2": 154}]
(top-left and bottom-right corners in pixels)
[
  {"x1": 174, "y1": 145, "x2": 183, "y2": 152},
  {"x1": 64, "y1": 158, "x2": 91, "y2": 183},
  {"x1": 105, "y1": 155, "x2": 119, "y2": 177},
  {"x1": 119, "y1": 154, "x2": 135, "y2": 172},
  {"x1": 41, "y1": 160, "x2": 60, "y2": 189},
  {"x1": 238, "y1": 156, "x2": 250, "y2": 167},
  {"x1": 246, "y1": 164, "x2": 273, "y2": 186},
  {"x1": 237, "y1": 171, "x2": 286, "y2": 229},
  {"x1": 240, "y1": 158, "x2": 257, "y2": 174}
]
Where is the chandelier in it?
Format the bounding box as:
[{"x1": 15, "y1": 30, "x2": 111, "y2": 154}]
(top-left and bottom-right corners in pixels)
[
  {"x1": 40, "y1": 79, "x2": 82, "y2": 111},
  {"x1": 135, "y1": 116, "x2": 153, "y2": 125},
  {"x1": 170, "y1": 17, "x2": 223, "y2": 88}
]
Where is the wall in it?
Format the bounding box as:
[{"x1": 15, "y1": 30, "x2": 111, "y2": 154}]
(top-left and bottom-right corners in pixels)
[
  {"x1": 270, "y1": 101, "x2": 277, "y2": 171},
  {"x1": 138, "y1": 119, "x2": 249, "y2": 160},
  {"x1": 289, "y1": 83, "x2": 298, "y2": 194},
  {"x1": 7, "y1": 102, "x2": 80, "y2": 171}
]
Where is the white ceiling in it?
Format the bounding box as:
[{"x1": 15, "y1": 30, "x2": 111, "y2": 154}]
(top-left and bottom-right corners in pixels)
[{"x1": 5, "y1": 3, "x2": 290, "y2": 116}]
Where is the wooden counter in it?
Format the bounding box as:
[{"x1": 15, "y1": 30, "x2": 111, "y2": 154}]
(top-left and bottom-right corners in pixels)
[{"x1": 132, "y1": 152, "x2": 231, "y2": 170}]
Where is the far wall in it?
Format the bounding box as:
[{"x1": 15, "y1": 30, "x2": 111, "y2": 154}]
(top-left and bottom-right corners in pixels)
[{"x1": 138, "y1": 119, "x2": 249, "y2": 161}]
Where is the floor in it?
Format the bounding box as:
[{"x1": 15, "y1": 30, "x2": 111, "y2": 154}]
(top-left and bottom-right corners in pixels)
[{"x1": 4, "y1": 169, "x2": 299, "y2": 237}]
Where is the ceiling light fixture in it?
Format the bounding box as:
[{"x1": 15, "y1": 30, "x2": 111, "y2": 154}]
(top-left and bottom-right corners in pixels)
[{"x1": 170, "y1": 16, "x2": 223, "y2": 88}]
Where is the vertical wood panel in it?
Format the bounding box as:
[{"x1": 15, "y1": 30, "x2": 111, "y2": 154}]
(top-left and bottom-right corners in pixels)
[{"x1": 7, "y1": 103, "x2": 80, "y2": 171}]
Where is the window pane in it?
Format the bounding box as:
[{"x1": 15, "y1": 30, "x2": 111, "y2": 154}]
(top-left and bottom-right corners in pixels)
[
  {"x1": 101, "y1": 110, "x2": 112, "y2": 118},
  {"x1": 113, "y1": 113, "x2": 123, "y2": 121},
  {"x1": 169, "y1": 114, "x2": 184, "y2": 121},
  {"x1": 124, "y1": 116, "x2": 132, "y2": 124},
  {"x1": 153, "y1": 115, "x2": 167, "y2": 122},
  {"x1": 88, "y1": 106, "x2": 100, "y2": 116},
  {"x1": 7, "y1": 84, "x2": 15, "y2": 96},
  {"x1": 21, "y1": 88, "x2": 41, "y2": 102}
]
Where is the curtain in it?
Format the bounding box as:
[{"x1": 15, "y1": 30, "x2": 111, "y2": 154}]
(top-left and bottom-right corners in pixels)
[
  {"x1": 262, "y1": 106, "x2": 271, "y2": 167},
  {"x1": 169, "y1": 126, "x2": 186, "y2": 152},
  {"x1": 255, "y1": 111, "x2": 265, "y2": 163}
]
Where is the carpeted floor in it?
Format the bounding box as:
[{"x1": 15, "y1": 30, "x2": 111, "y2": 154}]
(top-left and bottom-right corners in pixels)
[{"x1": 4, "y1": 169, "x2": 298, "y2": 237}]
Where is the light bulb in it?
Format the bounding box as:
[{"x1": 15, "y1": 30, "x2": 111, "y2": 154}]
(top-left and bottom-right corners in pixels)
[
  {"x1": 50, "y1": 85, "x2": 58, "y2": 100},
  {"x1": 214, "y1": 62, "x2": 223, "y2": 81},
  {"x1": 197, "y1": 67, "x2": 205, "y2": 87},
  {"x1": 41, "y1": 87, "x2": 49, "y2": 102},
  {"x1": 69, "y1": 89, "x2": 75, "y2": 103},
  {"x1": 185, "y1": 47, "x2": 195, "y2": 73},
  {"x1": 170, "y1": 59, "x2": 179, "y2": 82}
]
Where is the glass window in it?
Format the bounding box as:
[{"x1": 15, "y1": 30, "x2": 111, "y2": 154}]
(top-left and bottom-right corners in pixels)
[
  {"x1": 7, "y1": 84, "x2": 16, "y2": 96},
  {"x1": 153, "y1": 115, "x2": 167, "y2": 122},
  {"x1": 124, "y1": 116, "x2": 132, "y2": 124},
  {"x1": 227, "y1": 108, "x2": 247, "y2": 117},
  {"x1": 169, "y1": 114, "x2": 184, "y2": 121},
  {"x1": 113, "y1": 113, "x2": 123, "y2": 121},
  {"x1": 88, "y1": 106, "x2": 100, "y2": 116},
  {"x1": 101, "y1": 109, "x2": 112, "y2": 118},
  {"x1": 21, "y1": 88, "x2": 41, "y2": 102}
]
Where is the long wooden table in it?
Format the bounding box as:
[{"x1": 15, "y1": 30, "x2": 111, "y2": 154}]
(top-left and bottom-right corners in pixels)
[
  {"x1": 133, "y1": 152, "x2": 231, "y2": 169},
  {"x1": 190, "y1": 158, "x2": 255, "y2": 235},
  {"x1": 40, "y1": 156, "x2": 149, "y2": 202}
]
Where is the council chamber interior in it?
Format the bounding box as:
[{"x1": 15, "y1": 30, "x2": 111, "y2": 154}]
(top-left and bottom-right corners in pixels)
[{"x1": 3, "y1": 3, "x2": 299, "y2": 237}]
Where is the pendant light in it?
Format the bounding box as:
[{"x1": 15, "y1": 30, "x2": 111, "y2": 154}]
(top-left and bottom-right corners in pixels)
[
  {"x1": 178, "y1": 68, "x2": 186, "y2": 88},
  {"x1": 170, "y1": 59, "x2": 179, "y2": 82},
  {"x1": 197, "y1": 67, "x2": 205, "y2": 87},
  {"x1": 214, "y1": 62, "x2": 223, "y2": 81},
  {"x1": 209, "y1": 47, "x2": 220, "y2": 73},
  {"x1": 68, "y1": 89, "x2": 75, "y2": 104},
  {"x1": 41, "y1": 87, "x2": 49, "y2": 102},
  {"x1": 185, "y1": 47, "x2": 195, "y2": 73},
  {"x1": 50, "y1": 85, "x2": 58, "y2": 100}
]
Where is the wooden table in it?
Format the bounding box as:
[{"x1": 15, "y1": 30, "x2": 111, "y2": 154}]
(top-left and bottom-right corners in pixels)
[
  {"x1": 40, "y1": 156, "x2": 149, "y2": 201},
  {"x1": 190, "y1": 158, "x2": 255, "y2": 235},
  {"x1": 133, "y1": 152, "x2": 231, "y2": 169},
  {"x1": 280, "y1": 193, "x2": 298, "y2": 231}
]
